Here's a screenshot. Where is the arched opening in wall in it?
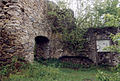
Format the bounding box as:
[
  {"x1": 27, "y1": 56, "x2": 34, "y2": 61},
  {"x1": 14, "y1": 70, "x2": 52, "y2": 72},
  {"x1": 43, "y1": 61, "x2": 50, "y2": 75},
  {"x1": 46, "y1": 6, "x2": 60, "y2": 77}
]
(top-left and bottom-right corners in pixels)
[{"x1": 34, "y1": 36, "x2": 49, "y2": 61}]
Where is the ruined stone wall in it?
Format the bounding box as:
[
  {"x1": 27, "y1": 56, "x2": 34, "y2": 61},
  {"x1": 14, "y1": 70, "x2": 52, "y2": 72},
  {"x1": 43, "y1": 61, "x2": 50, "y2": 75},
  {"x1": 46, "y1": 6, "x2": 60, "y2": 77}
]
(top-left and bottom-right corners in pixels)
[
  {"x1": 0, "y1": 0, "x2": 51, "y2": 63},
  {"x1": 84, "y1": 27, "x2": 119, "y2": 65}
]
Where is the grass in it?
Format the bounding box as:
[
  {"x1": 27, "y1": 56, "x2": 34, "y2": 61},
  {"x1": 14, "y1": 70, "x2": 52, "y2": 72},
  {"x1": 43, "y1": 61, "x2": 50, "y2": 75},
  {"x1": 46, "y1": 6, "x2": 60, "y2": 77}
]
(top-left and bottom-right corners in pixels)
[
  {"x1": 59, "y1": 68, "x2": 98, "y2": 81},
  {"x1": 3, "y1": 60, "x2": 115, "y2": 81}
]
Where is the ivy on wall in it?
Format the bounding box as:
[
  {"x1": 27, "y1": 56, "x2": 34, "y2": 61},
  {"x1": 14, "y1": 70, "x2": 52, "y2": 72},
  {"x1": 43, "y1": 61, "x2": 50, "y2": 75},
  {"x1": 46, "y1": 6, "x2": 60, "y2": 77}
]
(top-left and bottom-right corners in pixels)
[{"x1": 47, "y1": 1, "x2": 87, "y2": 54}]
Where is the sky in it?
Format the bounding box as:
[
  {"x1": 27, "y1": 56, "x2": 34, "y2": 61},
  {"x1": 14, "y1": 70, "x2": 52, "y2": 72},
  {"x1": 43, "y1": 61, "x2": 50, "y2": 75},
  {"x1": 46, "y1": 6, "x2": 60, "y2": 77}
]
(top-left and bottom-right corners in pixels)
[
  {"x1": 49, "y1": 0, "x2": 78, "y2": 16},
  {"x1": 49, "y1": 0, "x2": 96, "y2": 17},
  {"x1": 49, "y1": 0, "x2": 77, "y2": 10},
  {"x1": 49, "y1": 0, "x2": 120, "y2": 17}
]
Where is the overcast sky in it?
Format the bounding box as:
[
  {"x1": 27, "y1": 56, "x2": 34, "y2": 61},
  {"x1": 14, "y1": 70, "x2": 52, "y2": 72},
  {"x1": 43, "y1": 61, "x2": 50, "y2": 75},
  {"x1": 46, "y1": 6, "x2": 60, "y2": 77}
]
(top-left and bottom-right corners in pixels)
[
  {"x1": 49, "y1": 0, "x2": 120, "y2": 17},
  {"x1": 49, "y1": 0, "x2": 77, "y2": 11},
  {"x1": 49, "y1": 0, "x2": 98, "y2": 17}
]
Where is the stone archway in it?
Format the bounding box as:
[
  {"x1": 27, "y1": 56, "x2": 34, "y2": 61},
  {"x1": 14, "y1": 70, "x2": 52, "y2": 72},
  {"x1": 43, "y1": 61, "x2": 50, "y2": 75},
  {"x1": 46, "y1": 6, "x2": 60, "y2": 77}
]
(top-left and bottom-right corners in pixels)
[{"x1": 34, "y1": 36, "x2": 49, "y2": 60}]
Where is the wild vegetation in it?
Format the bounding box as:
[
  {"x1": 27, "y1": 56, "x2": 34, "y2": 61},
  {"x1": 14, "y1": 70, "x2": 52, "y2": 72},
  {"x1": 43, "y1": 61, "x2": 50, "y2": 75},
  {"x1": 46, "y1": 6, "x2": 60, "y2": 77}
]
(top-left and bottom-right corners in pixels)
[
  {"x1": 47, "y1": 1, "x2": 87, "y2": 53},
  {"x1": 1, "y1": 0, "x2": 120, "y2": 81},
  {"x1": 0, "y1": 56, "x2": 27, "y2": 81},
  {"x1": 2, "y1": 60, "x2": 116, "y2": 81},
  {"x1": 97, "y1": 33, "x2": 120, "y2": 81},
  {"x1": 47, "y1": 0, "x2": 120, "y2": 53}
]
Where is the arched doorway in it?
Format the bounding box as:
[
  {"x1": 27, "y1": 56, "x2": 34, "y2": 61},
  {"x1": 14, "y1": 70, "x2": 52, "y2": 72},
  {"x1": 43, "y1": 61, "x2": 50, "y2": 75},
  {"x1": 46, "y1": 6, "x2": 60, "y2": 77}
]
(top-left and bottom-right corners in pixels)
[{"x1": 34, "y1": 36, "x2": 49, "y2": 61}]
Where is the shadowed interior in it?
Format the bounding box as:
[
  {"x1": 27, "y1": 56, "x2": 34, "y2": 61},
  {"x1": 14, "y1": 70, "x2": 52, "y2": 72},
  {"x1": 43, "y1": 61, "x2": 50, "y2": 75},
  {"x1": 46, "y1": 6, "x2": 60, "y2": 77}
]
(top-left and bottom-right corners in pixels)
[{"x1": 35, "y1": 36, "x2": 49, "y2": 60}]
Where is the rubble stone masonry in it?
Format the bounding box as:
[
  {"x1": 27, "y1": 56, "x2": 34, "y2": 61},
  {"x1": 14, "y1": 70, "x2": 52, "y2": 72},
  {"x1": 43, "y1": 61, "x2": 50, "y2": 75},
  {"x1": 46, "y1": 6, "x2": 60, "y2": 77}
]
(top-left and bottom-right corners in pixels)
[{"x1": 0, "y1": 0, "x2": 51, "y2": 63}]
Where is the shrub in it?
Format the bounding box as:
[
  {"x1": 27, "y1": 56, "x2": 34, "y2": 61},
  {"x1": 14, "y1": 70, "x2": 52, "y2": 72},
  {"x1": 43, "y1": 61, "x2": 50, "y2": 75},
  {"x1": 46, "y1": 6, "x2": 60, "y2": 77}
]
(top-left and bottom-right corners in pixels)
[
  {"x1": 5, "y1": 62, "x2": 68, "y2": 81},
  {"x1": 97, "y1": 69, "x2": 120, "y2": 81},
  {"x1": 0, "y1": 56, "x2": 27, "y2": 81},
  {"x1": 62, "y1": 28, "x2": 87, "y2": 53},
  {"x1": 47, "y1": 1, "x2": 88, "y2": 54}
]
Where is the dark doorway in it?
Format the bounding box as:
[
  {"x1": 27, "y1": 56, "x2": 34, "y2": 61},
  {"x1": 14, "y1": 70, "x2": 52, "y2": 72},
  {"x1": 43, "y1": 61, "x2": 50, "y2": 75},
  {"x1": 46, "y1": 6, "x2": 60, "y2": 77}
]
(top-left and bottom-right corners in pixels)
[{"x1": 34, "y1": 36, "x2": 49, "y2": 61}]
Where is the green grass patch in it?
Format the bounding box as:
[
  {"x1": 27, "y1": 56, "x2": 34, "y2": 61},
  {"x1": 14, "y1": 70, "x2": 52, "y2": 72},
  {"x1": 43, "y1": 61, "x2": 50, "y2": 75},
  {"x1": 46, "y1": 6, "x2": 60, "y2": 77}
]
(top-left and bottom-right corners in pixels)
[
  {"x1": 2, "y1": 58, "x2": 118, "y2": 81},
  {"x1": 3, "y1": 60, "x2": 116, "y2": 81}
]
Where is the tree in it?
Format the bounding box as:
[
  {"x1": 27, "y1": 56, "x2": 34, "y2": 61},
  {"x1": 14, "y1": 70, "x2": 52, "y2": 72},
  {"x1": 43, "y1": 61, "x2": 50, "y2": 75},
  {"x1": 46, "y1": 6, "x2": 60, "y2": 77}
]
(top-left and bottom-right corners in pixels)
[
  {"x1": 75, "y1": 0, "x2": 120, "y2": 28},
  {"x1": 47, "y1": 1, "x2": 87, "y2": 54},
  {"x1": 95, "y1": 0, "x2": 120, "y2": 27},
  {"x1": 47, "y1": 0, "x2": 120, "y2": 53}
]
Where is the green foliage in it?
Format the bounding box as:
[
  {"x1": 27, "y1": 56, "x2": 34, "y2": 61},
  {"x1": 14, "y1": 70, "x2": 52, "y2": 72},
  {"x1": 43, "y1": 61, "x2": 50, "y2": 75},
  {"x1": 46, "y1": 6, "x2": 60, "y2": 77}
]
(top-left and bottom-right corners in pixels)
[
  {"x1": 5, "y1": 62, "x2": 66, "y2": 81},
  {"x1": 47, "y1": 0, "x2": 120, "y2": 54},
  {"x1": 48, "y1": 10, "x2": 75, "y2": 33},
  {"x1": 104, "y1": 14, "x2": 120, "y2": 27},
  {"x1": 96, "y1": 0, "x2": 119, "y2": 16},
  {"x1": 75, "y1": 0, "x2": 120, "y2": 28},
  {"x1": 47, "y1": 11, "x2": 57, "y2": 18},
  {"x1": 5, "y1": 61, "x2": 101, "y2": 81},
  {"x1": 95, "y1": 0, "x2": 120, "y2": 27},
  {"x1": 47, "y1": 1, "x2": 87, "y2": 53},
  {"x1": 0, "y1": 56, "x2": 27, "y2": 81},
  {"x1": 62, "y1": 28, "x2": 87, "y2": 53},
  {"x1": 97, "y1": 70, "x2": 120, "y2": 81},
  {"x1": 6, "y1": 61, "x2": 118, "y2": 81},
  {"x1": 105, "y1": 33, "x2": 120, "y2": 53},
  {"x1": 97, "y1": 33, "x2": 120, "y2": 81},
  {"x1": 40, "y1": 58, "x2": 82, "y2": 69},
  {"x1": 57, "y1": 1, "x2": 68, "y2": 9}
]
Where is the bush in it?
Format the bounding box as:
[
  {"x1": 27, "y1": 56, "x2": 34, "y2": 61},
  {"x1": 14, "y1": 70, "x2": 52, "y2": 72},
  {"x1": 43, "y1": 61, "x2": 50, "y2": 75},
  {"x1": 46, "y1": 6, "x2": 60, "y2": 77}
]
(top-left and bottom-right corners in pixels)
[
  {"x1": 5, "y1": 62, "x2": 69, "y2": 81},
  {"x1": 97, "y1": 69, "x2": 120, "y2": 81},
  {"x1": 0, "y1": 56, "x2": 27, "y2": 81},
  {"x1": 47, "y1": 1, "x2": 88, "y2": 54},
  {"x1": 62, "y1": 28, "x2": 87, "y2": 53},
  {"x1": 39, "y1": 58, "x2": 91, "y2": 70}
]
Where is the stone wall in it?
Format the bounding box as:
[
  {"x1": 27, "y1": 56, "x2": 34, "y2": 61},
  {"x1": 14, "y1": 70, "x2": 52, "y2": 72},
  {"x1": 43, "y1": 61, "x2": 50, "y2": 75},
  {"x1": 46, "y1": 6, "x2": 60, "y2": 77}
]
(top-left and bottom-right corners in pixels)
[
  {"x1": 84, "y1": 27, "x2": 120, "y2": 66},
  {"x1": 46, "y1": 1, "x2": 76, "y2": 59},
  {"x1": 1, "y1": 0, "x2": 119, "y2": 66},
  {"x1": 0, "y1": 0, "x2": 75, "y2": 64},
  {"x1": 0, "y1": 0, "x2": 51, "y2": 63}
]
